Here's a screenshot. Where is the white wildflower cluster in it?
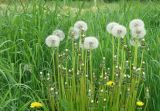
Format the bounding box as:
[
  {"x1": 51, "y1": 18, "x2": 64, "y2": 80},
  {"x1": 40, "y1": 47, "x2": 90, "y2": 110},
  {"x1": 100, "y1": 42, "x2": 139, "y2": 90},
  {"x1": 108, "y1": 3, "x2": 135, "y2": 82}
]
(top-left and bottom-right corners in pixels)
[
  {"x1": 106, "y1": 22, "x2": 127, "y2": 38},
  {"x1": 129, "y1": 19, "x2": 146, "y2": 46}
]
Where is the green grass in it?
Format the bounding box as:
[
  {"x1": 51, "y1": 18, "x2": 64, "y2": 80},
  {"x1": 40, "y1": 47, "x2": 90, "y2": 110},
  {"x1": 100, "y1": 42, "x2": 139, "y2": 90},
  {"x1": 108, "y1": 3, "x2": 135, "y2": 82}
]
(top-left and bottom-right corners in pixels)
[{"x1": 0, "y1": 0, "x2": 160, "y2": 111}]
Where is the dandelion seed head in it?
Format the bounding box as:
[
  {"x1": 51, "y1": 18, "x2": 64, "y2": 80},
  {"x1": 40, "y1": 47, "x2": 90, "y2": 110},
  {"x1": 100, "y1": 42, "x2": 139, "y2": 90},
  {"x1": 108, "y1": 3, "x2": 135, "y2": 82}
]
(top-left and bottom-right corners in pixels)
[
  {"x1": 83, "y1": 37, "x2": 99, "y2": 50},
  {"x1": 106, "y1": 22, "x2": 119, "y2": 34},
  {"x1": 69, "y1": 27, "x2": 80, "y2": 40},
  {"x1": 74, "y1": 20, "x2": 88, "y2": 32},
  {"x1": 45, "y1": 35, "x2": 60, "y2": 47},
  {"x1": 52, "y1": 29, "x2": 65, "y2": 41},
  {"x1": 129, "y1": 19, "x2": 144, "y2": 30},
  {"x1": 111, "y1": 25, "x2": 127, "y2": 38},
  {"x1": 131, "y1": 27, "x2": 146, "y2": 38}
]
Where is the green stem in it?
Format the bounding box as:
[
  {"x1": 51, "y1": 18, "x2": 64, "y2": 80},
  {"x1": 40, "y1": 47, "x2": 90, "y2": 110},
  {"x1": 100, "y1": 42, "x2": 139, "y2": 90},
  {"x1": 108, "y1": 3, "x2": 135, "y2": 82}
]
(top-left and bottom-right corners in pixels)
[{"x1": 112, "y1": 36, "x2": 115, "y2": 80}]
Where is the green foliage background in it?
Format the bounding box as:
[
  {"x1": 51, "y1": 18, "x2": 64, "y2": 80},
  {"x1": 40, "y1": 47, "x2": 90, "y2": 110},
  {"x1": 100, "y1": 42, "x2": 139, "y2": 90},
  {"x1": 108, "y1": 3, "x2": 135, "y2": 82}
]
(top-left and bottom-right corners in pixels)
[{"x1": 0, "y1": 0, "x2": 160, "y2": 111}]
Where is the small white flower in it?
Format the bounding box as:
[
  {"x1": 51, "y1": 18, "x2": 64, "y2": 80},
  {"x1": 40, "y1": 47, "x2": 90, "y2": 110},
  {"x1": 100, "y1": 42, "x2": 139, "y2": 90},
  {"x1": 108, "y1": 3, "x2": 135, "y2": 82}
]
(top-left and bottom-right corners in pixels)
[
  {"x1": 52, "y1": 29, "x2": 65, "y2": 41},
  {"x1": 74, "y1": 20, "x2": 88, "y2": 32},
  {"x1": 100, "y1": 89, "x2": 104, "y2": 92},
  {"x1": 106, "y1": 22, "x2": 119, "y2": 34},
  {"x1": 111, "y1": 25, "x2": 127, "y2": 38},
  {"x1": 131, "y1": 27, "x2": 146, "y2": 38},
  {"x1": 45, "y1": 35, "x2": 60, "y2": 47},
  {"x1": 50, "y1": 87, "x2": 54, "y2": 91},
  {"x1": 91, "y1": 100, "x2": 94, "y2": 103},
  {"x1": 55, "y1": 91, "x2": 58, "y2": 95},
  {"x1": 83, "y1": 37, "x2": 99, "y2": 50},
  {"x1": 69, "y1": 27, "x2": 80, "y2": 40},
  {"x1": 129, "y1": 19, "x2": 144, "y2": 30}
]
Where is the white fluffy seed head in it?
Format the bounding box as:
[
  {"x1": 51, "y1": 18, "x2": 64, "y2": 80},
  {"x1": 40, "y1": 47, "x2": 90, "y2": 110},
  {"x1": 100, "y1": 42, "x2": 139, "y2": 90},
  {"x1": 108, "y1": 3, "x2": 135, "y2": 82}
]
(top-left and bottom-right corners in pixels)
[
  {"x1": 106, "y1": 22, "x2": 119, "y2": 34},
  {"x1": 45, "y1": 35, "x2": 60, "y2": 47},
  {"x1": 69, "y1": 27, "x2": 80, "y2": 40},
  {"x1": 83, "y1": 36, "x2": 99, "y2": 50},
  {"x1": 52, "y1": 29, "x2": 65, "y2": 41},
  {"x1": 131, "y1": 27, "x2": 146, "y2": 38},
  {"x1": 111, "y1": 25, "x2": 127, "y2": 38},
  {"x1": 129, "y1": 19, "x2": 145, "y2": 30},
  {"x1": 74, "y1": 20, "x2": 88, "y2": 32}
]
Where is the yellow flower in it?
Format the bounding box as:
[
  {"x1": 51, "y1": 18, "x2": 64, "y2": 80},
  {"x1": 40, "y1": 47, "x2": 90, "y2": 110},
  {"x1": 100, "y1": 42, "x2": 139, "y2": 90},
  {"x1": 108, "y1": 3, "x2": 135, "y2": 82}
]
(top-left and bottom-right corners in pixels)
[
  {"x1": 30, "y1": 102, "x2": 43, "y2": 108},
  {"x1": 106, "y1": 81, "x2": 115, "y2": 87},
  {"x1": 136, "y1": 101, "x2": 144, "y2": 107}
]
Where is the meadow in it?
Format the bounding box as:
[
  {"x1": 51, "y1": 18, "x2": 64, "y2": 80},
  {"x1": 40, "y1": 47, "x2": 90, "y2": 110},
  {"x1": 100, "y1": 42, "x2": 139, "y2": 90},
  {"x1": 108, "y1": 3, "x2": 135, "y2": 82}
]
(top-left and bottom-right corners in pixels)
[{"x1": 0, "y1": 0, "x2": 160, "y2": 111}]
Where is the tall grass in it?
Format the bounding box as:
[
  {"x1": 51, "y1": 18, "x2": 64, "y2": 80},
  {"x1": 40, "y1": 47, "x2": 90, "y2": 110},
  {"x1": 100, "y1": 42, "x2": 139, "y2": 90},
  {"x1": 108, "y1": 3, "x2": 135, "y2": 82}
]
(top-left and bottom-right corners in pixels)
[{"x1": 0, "y1": 0, "x2": 160, "y2": 111}]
